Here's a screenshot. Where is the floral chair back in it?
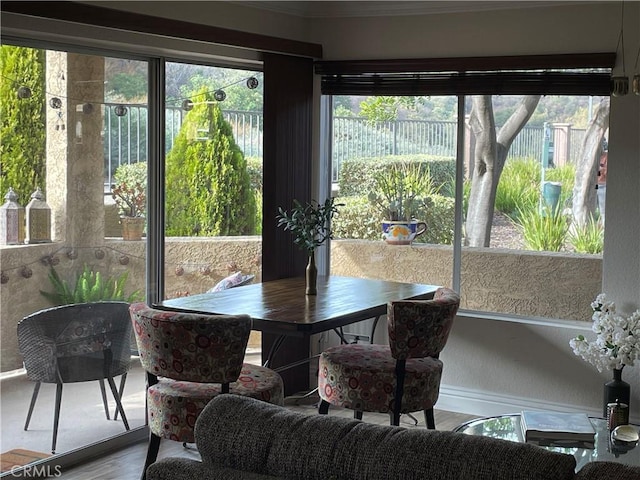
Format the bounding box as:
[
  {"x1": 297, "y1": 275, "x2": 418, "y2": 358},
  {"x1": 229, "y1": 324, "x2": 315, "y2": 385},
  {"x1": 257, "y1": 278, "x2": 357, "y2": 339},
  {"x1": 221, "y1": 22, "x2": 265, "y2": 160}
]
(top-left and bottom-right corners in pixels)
[
  {"x1": 388, "y1": 287, "x2": 460, "y2": 360},
  {"x1": 129, "y1": 303, "x2": 251, "y2": 384}
]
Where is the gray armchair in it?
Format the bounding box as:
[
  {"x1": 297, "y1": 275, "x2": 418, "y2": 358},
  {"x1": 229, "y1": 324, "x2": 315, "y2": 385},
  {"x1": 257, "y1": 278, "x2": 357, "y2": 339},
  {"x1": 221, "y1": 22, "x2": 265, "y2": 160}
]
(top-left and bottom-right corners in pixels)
[{"x1": 17, "y1": 301, "x2": 132, "y2": 453}]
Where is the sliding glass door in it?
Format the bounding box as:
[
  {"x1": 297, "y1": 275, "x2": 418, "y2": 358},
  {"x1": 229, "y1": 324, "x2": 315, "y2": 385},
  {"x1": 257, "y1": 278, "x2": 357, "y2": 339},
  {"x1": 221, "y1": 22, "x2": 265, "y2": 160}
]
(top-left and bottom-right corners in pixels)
[{"x1": 0, "y1": 43, "x2": 149, "y2": 469}]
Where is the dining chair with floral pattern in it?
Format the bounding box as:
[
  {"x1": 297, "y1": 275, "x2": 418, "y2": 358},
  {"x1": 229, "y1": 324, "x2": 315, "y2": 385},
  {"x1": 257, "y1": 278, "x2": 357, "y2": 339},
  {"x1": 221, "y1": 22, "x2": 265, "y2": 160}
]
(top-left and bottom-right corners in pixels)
[
  {"x1": 129, "y1": 303, "x2": 284, "y2": 480},
  {"x1": 318, "y1": 287, "x2": 460, "y2": 427}
]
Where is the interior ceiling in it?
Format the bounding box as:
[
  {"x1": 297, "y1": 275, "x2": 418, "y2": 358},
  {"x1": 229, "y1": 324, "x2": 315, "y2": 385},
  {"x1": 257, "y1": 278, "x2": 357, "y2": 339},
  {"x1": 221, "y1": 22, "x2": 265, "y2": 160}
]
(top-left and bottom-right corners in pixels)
[{"x1": 239, "y1": 1, "x2": 597, "y2": 18}]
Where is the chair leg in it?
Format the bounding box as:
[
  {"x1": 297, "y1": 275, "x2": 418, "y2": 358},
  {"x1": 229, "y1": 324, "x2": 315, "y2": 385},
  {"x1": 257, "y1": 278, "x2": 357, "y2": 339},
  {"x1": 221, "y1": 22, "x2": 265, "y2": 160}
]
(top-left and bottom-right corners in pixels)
[
  {"x1": 141, "y1": 432, "x2": 162, "y2": 480},
  {"x1": 52, "y1": 383, "x2": 63, "y2": 454},
  {"x1": 424, "y1": 408, "x2": 436, "y2": 429},
  {"x1": 391, "y1": 359, "x2": 406, "y2": 427},
  {"x1": 106, "y1": 376, "x2": 130, "y2": 430},
  {"x1": 406, "y1": 412, "x2": 419, "y2": 426},
  {"x1": 354, "y1": 410, "x2": 363, "y2": 420},
  {"x1": 99, "y1": 379, "x2": 110, "y2": 420},
  {"x1": 24, "y1": 382, "x2": 41, "y2": 431},
  {"x1": 113, "y1": 373, "x2": 128, "y2": 421},
  {"x1": 318, "y1": 399, "x2": 330, "y2": 415}
]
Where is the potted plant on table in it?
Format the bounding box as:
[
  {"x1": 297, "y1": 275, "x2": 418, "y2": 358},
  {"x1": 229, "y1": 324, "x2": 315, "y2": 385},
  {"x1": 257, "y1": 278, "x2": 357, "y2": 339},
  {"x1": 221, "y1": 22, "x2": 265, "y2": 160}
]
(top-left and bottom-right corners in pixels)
[
  {"x1": 276, "y1": 197, "x2": 342, "y2": 295},
  {"x1": 367, "y1": 162, "x2": 435, "y2": 245},
  {"x1": 111, "y1": 162, "x2": 146, "y2": 241}
]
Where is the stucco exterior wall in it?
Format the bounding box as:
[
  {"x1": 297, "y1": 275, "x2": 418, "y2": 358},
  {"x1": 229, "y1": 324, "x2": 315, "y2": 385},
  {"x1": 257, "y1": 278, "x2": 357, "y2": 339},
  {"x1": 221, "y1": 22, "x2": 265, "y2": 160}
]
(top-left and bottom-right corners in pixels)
[
  {"x1": 0, "y1": 237, "x2": 261, "y2": 372},
  {"x1": 1, "y1": 238, "x2": 598, "y2": 372},
  {"x1": 331, "y1": 241, "x2": 601, "y2": 320}
]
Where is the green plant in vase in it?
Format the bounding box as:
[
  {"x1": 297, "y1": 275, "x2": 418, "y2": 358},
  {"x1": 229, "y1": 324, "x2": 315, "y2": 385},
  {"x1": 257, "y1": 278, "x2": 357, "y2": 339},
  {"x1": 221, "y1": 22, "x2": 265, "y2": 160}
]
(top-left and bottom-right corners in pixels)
[
  {"x1": 111, "y1": 162, "x2": 146, "y2": 240},
  {"x1": 276, "y1": 197, "x2": 342, "y2": 295},
  {"x1": 368, "y1": 162, "x2": 437, "y2": 245}
]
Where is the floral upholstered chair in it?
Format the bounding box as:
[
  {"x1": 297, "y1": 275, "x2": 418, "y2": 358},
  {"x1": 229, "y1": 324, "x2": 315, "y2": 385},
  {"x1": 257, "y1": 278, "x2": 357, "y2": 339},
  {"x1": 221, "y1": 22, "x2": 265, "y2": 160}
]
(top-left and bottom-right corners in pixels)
[
  {"x1": 318, "y1": 287, "x2": 460, "y2": 427},
  {"x1": 129, "y1": 303, "x2": 284, "y2": 480},
  {"x1": 17, "y1": 301, "x2": 132, "y2": 454}
]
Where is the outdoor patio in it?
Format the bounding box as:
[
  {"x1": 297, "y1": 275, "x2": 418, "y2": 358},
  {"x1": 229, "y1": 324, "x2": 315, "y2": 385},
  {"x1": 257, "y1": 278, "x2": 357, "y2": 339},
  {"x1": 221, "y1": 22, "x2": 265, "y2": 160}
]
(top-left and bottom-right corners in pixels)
[{"x1": 0, "y1": 349, "x2": 261, "y2": 468}]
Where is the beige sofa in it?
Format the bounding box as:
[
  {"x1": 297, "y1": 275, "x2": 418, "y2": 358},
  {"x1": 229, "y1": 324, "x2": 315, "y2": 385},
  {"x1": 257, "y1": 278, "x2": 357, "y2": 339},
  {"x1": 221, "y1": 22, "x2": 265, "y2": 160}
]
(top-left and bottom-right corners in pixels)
[{"x1": 147, "y1": 395, "x2": 640, "y2": 480}]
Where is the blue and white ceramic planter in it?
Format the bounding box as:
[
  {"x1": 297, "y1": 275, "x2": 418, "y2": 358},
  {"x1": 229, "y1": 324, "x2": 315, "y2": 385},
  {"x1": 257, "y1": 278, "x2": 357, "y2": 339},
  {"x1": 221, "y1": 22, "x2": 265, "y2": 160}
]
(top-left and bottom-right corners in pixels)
[{"x1": 381, "y1": 220, "x2": 426, "y2": 245}]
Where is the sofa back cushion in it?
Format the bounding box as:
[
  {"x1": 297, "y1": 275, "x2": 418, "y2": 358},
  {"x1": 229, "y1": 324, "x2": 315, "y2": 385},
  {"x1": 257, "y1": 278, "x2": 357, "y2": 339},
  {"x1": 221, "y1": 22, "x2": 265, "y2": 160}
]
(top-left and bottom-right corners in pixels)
[{"x1": 195, "y1": 395, "x2": 576, "y2": 480}]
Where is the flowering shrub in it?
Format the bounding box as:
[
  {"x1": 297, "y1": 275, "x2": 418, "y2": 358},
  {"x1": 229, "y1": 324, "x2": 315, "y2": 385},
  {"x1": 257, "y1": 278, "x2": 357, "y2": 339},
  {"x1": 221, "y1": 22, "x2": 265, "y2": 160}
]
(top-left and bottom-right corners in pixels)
[{"x1": 569, "y1": 293, "x2": 640, "y2": 372}]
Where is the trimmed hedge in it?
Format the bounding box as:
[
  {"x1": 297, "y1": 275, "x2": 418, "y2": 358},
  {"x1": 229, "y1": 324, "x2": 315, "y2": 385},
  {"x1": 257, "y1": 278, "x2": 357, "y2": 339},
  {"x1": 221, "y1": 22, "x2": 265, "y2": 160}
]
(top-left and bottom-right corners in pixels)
[
  {"x1": 338, "y1": 154, "x2": 456, "y2": 197},
  {"x1": 165, "y1": 88, "x2": 257, "y2": 236}
]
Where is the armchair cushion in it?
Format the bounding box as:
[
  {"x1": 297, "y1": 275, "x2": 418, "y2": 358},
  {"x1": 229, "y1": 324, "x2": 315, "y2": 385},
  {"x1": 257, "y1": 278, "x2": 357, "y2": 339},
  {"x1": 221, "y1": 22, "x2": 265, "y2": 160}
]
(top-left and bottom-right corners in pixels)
[{"x1": 319, "y1": 343, "x2": 442, "y2": 413}]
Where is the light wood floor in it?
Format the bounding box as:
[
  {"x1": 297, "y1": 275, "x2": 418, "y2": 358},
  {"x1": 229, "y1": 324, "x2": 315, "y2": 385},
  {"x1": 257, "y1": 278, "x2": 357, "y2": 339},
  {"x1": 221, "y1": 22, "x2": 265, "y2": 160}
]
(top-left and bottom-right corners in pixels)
[{"x1": 56, "y1": 399, "x2": 476, "y2": 479}]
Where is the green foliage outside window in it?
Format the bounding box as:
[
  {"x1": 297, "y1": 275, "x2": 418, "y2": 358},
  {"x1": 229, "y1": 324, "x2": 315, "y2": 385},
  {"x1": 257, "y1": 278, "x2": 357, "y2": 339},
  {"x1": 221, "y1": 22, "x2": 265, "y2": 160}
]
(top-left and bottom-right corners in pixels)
[
  {"x1": 40, "y1": 265, "x2": 141, "y2": 305},
  {"x1": 332, "y1": 194, "x2": 455, "y2": 245},
  {"x1": 496, "y1": 158, "x2": 576, "y2": 222},
  {"x1": 165, "y1": 87, "x2": 257, "y2": 236},
  {"x1": 569, "y1": 215, "x2": 604, "y2": 254},
  {"x1": 0, "y1": 45, "x2": 46, "y2": 205},
  {"x1": 518, "y1": 206, "x2": 570, "y2": 252},
  {"x1": 338, "y1": 155, "x2": 455, "y2": 197}
]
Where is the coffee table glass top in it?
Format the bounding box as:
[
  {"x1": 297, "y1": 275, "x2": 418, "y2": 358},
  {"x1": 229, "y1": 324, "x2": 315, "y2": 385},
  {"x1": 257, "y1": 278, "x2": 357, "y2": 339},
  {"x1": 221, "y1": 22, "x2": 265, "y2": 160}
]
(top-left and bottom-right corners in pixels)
[{"x1": 454, "y1": 414, "x2": 639, "y2": 472}]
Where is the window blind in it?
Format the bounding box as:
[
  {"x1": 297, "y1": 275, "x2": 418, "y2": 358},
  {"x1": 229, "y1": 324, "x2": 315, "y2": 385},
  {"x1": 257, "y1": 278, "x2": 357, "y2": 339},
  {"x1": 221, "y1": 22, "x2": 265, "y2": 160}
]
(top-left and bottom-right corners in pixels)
[{"x1": 316, "y1": 53, "x2": 615, "y2": 96}]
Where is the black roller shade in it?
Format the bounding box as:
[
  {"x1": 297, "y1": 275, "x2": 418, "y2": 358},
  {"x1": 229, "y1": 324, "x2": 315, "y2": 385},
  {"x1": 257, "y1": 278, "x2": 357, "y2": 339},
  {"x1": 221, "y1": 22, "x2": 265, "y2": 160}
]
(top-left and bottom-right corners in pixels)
[{"x1": 317, "y1": 53, "x2": 615, "y2": 96}]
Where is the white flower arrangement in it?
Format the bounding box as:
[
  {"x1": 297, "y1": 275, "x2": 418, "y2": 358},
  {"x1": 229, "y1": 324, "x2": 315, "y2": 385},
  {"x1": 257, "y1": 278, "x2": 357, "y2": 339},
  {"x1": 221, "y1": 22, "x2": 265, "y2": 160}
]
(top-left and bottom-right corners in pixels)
[{"x1": 569, "y1": 293, "x2": 640, "y2": 372}]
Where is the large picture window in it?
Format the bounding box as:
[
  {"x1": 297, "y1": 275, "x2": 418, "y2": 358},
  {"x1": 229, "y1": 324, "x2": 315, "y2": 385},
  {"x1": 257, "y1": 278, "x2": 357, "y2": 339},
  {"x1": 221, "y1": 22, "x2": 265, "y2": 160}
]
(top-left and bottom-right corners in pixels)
[{"x1": 321, "y1": 56, "x2": 612, "y2": 323}]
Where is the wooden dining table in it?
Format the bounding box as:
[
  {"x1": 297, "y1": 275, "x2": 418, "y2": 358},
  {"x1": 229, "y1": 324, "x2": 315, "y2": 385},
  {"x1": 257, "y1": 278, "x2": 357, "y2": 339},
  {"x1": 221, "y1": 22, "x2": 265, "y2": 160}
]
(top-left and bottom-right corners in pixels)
[{"x1": 157, "y1": 275, "x2": 439, "y2": 393}]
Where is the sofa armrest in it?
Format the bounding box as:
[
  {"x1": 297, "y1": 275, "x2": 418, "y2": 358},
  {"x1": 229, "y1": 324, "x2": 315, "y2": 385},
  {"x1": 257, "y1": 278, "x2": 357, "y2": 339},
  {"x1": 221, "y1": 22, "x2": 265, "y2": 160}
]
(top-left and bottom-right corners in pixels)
[{"x1": 147, "y1": 458, "x2": 281, "y2": 480}]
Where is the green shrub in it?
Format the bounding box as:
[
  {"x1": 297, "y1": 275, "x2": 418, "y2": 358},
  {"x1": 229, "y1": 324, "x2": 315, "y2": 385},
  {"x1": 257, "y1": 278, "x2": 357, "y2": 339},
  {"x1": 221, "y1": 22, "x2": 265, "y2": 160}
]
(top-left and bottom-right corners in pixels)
[
  {"x1": 331, "y1": 196, "x2": 382, "y2": 241},
  {"x1": 569, "y1": 216, "x2": 603, "y2": 254},
  {"x1": 40, "y1": 265, "x2": 141, "y2": 305},
  {"x1": 165, "y1": 87, "x2": 256, "y2": 236},
  {"x1": 496, "y1": 158, "x2": 539, "y2": 220},
  {"x1": 0, "y1": 45, "x2": 46, "y2": 205},
  {"x1": 338, "y1": 155, "x2": 455, "y2": 197},
  {"x1": 246, "y1": 156, "x2": 263, "y2": 233},
  {"x1": 517, "y1": 207, "x2": 569, "y2": 252},
  {"x1": 496, "y1": 158, "x2": 576, "y2": 222},
  {"x1": 332, "y1": 194, "x2": 454, "y2": 245}
]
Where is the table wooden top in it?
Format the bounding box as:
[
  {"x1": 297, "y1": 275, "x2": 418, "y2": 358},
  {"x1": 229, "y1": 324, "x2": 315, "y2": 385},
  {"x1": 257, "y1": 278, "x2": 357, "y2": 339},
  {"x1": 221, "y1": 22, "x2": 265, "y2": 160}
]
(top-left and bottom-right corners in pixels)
[{"x1": 158, "y1": 275, "x2": 439, "y2": 336}]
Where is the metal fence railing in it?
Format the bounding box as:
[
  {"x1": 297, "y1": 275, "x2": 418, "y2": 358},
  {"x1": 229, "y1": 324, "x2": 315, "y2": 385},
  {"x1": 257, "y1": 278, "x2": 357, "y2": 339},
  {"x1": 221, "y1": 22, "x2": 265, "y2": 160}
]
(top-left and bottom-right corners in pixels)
[
  {"x1": 103, "y1": 106, "x2": 586, "y2": 187},
  {"x1": 103, "y1": 105, "x2": 263, "y2": 189}
]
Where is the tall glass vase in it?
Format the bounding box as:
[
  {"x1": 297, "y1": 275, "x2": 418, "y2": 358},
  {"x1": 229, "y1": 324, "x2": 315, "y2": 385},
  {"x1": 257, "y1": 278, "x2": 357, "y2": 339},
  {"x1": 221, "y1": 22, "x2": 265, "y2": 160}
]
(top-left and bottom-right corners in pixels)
[
  {"x1": 603, "y1": 367, "x2": 630, "y2": 417},
  {"x1": 305, "y1": 250, "x2": 317, "y2": 295}
]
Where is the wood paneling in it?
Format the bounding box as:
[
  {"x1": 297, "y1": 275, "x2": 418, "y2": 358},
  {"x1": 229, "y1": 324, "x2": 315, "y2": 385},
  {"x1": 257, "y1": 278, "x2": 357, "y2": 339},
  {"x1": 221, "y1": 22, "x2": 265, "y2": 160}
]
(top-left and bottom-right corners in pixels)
[{"x1": 261, "y1": 53, "x2": 315, "y2": 394}]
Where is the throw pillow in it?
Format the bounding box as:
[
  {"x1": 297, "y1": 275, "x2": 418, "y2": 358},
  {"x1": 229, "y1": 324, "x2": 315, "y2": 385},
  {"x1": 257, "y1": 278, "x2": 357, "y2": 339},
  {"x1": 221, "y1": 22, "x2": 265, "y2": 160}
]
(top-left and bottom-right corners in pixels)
[{"x1": 208, "y1": 271, "x2": 244, "y2": 293}]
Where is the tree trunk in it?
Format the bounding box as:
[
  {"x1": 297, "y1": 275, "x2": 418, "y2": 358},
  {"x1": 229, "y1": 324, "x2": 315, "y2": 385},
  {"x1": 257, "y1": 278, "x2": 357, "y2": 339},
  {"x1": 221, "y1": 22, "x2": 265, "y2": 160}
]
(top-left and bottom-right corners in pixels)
[
  {"x1": 465, "y1": 95, "x2": 541, "y2": 247},
  {"x1": 572, "y1": 99, "x2": 610, "y2": 227}
]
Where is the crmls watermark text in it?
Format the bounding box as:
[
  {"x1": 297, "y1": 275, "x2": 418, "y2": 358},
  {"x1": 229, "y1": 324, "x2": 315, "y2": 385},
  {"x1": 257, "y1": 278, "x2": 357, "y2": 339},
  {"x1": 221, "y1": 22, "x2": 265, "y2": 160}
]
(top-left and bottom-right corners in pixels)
[{"x1": 9, "y1": 465, "x2": 62, "y2": 478}]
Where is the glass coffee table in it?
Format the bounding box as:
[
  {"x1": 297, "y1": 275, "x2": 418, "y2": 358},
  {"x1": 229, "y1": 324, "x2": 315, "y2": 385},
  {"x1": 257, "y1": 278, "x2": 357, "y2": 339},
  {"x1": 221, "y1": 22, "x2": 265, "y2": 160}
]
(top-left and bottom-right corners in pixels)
[{"x1": 454, "y1": 414, "x2": 640, "y2": 472}]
